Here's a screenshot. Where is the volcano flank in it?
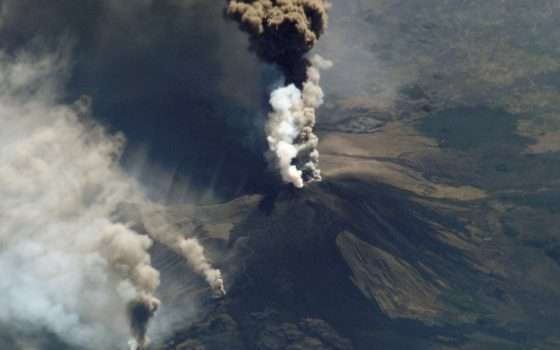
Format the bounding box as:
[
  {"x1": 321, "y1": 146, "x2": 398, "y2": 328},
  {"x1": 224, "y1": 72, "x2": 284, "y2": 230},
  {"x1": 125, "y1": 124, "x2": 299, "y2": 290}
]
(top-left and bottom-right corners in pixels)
[{"x1": 147, "y1": 171, "x2": 558, "y2": 350}]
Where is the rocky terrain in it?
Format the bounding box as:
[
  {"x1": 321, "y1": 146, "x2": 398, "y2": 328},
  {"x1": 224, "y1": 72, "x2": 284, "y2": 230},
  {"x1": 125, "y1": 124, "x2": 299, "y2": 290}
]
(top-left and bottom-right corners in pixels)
[{"x1": 135, "y1": 165, "x2": 560, "y2": 350}]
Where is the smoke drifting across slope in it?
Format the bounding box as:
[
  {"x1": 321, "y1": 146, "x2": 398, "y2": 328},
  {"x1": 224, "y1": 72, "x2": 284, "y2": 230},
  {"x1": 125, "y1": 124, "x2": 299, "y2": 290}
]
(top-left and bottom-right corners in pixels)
[
  {"x1": 226, "y1": 0, "x2": 332, "y2": 188},
  {"x1": 141, "y1": 210, "x2": 226, "y2": 297},
  {"x1": 0, "y1": 48, "x2": 160, "y2": 349},
  {"x1": 0, "y1": 46, "x2": 225, "y2": 349},
  {"x1": 0, "y1": 2, "x2": 240, "y2": 348}
]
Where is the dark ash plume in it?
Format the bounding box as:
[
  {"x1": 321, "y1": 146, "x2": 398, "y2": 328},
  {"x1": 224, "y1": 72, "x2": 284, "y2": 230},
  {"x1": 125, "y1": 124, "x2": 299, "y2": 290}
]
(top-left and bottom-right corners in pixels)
[
  {"x1": 127, "y1": 296, "x2": 160, "y2": 350},
  {"x1": 226, "y1": 0, "x2": 329, "y2": 86}
]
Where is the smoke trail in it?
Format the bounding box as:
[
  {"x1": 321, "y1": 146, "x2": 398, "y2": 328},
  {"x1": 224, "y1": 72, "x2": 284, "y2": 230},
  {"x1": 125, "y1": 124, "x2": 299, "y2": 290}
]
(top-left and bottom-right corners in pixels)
[
  {"x1": 0, "y1": 49, "x2": 160, "y2": 349},
  {"x1": 178, "y1": 238, "x2": 227, "y2": 296},
  {"x1": 226, "y1": 0, "x2": 331, "y2": 187},
  {"x1": 141, "y1": 210, "x2": 227, "y2": 298}
]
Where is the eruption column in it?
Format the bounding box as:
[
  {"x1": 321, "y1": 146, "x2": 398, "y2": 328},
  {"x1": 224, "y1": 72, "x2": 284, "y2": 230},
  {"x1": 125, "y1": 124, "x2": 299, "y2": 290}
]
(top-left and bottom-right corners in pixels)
[
  {"x1": 226, "y1": 0, "x2": 331, "y2": 188},
  {"x1": 266, "y1": 54, "x2": 332, "y2": 187}
]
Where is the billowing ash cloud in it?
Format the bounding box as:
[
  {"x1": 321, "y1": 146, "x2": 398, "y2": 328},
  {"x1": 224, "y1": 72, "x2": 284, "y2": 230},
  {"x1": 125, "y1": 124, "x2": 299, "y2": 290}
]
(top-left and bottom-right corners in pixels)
[
  {"x1": 226, "y1": 0, "x2": 329, "y2": 86},
  {"x1": 0, "y1": 48, "x2": 162, "y2": 349},
  {"x1": 226, "y1": 0, "x2": 332, "y2": 188}
]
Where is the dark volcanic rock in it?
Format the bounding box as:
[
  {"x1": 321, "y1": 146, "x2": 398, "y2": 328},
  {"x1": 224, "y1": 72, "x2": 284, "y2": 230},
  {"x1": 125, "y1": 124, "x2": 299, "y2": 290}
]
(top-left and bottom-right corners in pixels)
[
  {"x1": 164, "y1": 305, "x2": 352, "y2": 350},
  {"x1": 156, "y1": 177, "x2": 509, "y2": 350},
  {"x1": 149, "y1": 168, "x2": 560, "y2": 350}
]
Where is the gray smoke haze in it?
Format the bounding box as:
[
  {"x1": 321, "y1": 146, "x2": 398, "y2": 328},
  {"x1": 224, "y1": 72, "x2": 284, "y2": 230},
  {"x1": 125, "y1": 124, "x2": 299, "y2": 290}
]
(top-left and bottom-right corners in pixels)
[
  {"x1": 0, "y1": 0, "x2": 272, "y2": 201},
  {"x1": 312, "y1": 0, "x2": 417, "y2": 119},
  {"x1": 0, "y1": 2, "x2": 256, "y2": 348},
  {"x1": 0, "y1": 47, "x2": 161, "y2": 349},
  {"x1": 0, "y1": 38, "x2": 229, "y2": 349},
  {"x1": 1, "y1": 49, "x2": 230, "y2": 350}
]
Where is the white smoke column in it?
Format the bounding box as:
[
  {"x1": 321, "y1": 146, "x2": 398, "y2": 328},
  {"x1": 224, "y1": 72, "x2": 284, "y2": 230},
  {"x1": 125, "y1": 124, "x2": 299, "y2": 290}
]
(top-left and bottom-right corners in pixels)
[
  {"x1": 0, "y1": 49, "x2": 160, "y2": 349},
  {"x1": 266, "y1": 54, "x2": 333, "y2": 188},
  {"x1": 141, "y1": 210, "x2": 226, "y2": 297}
]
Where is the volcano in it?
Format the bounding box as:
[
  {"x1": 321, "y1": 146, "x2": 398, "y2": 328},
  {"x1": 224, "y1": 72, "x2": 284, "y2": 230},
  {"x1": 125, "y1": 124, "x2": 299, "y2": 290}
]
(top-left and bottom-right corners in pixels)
[{"x1": 141, "y1": 171, "x2": 560, "y2": 350}]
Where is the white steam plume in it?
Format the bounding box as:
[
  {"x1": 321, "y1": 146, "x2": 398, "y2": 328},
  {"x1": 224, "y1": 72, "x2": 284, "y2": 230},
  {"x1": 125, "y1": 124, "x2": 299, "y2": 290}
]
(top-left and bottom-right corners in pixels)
[
  {"x1": 0, "y1": 49, "x2": 160, "y2": 349},
  {"x1": 266, "y1": 54, "x2": 333, "y2": 188},
  {"x1": 141, "y1": 210, "x2": 226, "y2": 298}
]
